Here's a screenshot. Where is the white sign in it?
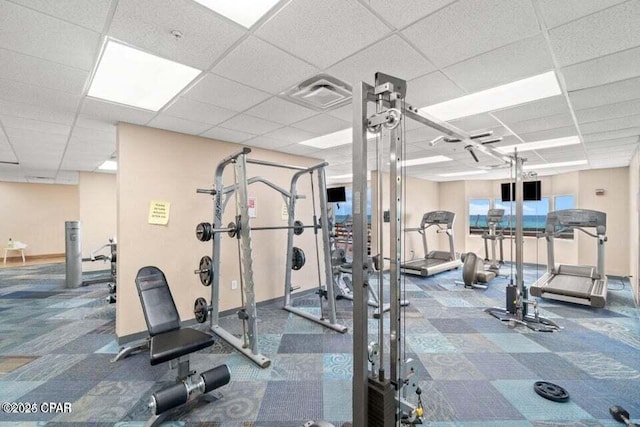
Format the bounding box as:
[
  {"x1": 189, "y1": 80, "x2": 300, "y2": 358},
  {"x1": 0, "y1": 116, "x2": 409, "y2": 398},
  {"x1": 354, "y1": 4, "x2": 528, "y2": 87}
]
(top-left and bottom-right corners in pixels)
[
  {"x1": 281, "y1": 204, "x2": 289, "y2": 221},
  {"x1": 248, "y1": 197, "x2": 257, "y2": 218}
]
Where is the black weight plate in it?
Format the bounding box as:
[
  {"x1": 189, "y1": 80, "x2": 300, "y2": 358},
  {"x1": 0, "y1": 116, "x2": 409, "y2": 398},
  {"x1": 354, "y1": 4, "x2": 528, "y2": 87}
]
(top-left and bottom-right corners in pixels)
[
  {"x1": 291, "y1": 247, "x2": 306, "y2": 270},
  {"x1": 228, "y1": 221, "x2": 237, "y2": 238},
  {"x1": 196, "y1": 222, "x2": 212, "y2": 242},
  {"x1": 199, "y1": 256, "x2": 213, "y2": 286},
  {"x1": 533, "y1": 381, "x2": 569, "y2": 402},
  {"x1": 293, "y1": 220, "x2": 304, "y2": 235},
  {"x1": 194, "y1": 297, "x2": 208, "y2": 323}
]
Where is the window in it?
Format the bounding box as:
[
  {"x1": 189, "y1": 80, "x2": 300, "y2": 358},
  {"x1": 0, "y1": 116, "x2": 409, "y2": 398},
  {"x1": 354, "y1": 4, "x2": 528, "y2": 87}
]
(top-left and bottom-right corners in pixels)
[
  {"x1": 469, "y1": 198, "x2": 491, "y2": 235},
  {"x1": 554, "y1": 195, "x2": 576, "y2": 239},
  {"x1": 493, "y1": 197, "x2": 550, "y2": 237},
  {"x1": 334, "y1": 188, "x2": 371, "y2": 224}
]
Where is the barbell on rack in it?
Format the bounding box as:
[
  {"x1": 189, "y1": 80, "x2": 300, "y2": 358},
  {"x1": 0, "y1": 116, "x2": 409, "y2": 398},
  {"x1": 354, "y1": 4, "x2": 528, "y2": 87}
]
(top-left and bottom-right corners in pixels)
[{"x1": 195, "y1": 219, "x2": 312, "y2": 242}]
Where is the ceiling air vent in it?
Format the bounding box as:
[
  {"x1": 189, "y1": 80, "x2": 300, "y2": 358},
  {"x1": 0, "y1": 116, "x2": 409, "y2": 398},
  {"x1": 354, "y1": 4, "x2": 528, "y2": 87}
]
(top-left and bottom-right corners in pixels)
[
  {"x1": 26, "y1": 176, "x2": 55, "y2": 183},
  {"x1": 282, "y1": 74, "x2": 352, "y2": 112}
]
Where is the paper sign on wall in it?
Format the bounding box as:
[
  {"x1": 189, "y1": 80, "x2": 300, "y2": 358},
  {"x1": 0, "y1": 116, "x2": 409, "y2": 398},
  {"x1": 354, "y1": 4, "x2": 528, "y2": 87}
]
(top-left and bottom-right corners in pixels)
[
  {"x1": 281, "y1": 204, "x2": 289, "y2": 221},
  {"x1": 248, "y1": 197, "x2": 257, "y2": 218},
  {"x1": 148, "y1": 200, "x2": 170, "y2": 225}
]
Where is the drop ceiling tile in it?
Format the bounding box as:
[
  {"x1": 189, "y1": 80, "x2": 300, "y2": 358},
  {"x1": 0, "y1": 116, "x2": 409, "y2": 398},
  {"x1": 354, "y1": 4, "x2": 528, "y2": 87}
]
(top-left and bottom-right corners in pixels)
[
  {"x1": 212, "y1": 36, "x2": 318, "y2": 94},
  {"x1": 518, "y1": 125, "x2": 578, "y2": 142},
  {"x1": 584, "y1": 136, "x2": 639, "y2": 149},
  {"x1": 75, "y1": 115, "x2": 117, "y2": 133},
  {"x1": 291, "y1": 114, "x2": 350, "y2": 135},
  {"x1": 580, "y1": 115, "x2": 640, "y2": 135},
  {"x1": 10, "y1": 0, "x2": 112, "y2": 32},
  {"x1": 402, "y1": 0, "x2": 539, "y2": 68},
  {"x1": 1, "y1": 116, "x2": 71, "y2": 137},
  {"x1": 561, "y1": 46, "x2": 640, "y2": 92},
  {"x1": 245, "y1": 97, "x2": 317, "y2": 126},
  {"x1": 0, "y1": 1, "x2": 100, "y2": 70},
  {"x1": 327, "y1": 35, "x2": 435, "y2": 86},
  {"x1": 575, "y1": 98, "x2": 640, "y2": 124},
  {"x1": 82, "y1": 98, "x2": 156, "y2": 125},
  {"x1": 263, "y1": 127, "x2": 318, "y2": 144},
  {"x1": 201, "y1": 127, "x2": 255, "y2": 143},
  {"x1": 407, "y1": 72, "x2": 466, "y2": 111},
  {"x1": 71, "y1": 124, "x2": 115, "y2": 144},
  {"x1": 568, "y1": 77, "x2": 640, "y2": 110},
  {"x1": 244, "y1": 135, "x2": 291, "y2": 150},
  {"x1": 255, "y1": 0, "x2": 389, "y2": 68},
  {"x1": 326, "y1": 105, "x2": 354, "y2": 122},
  {"x1": 444, "y1": 35, "x2": 553, "y2": 92},
  {"x1": 147, "y1": 115, "x2": 212, "y2": 136},
  {"x1": 537, "y1": 0, "x2": 628, "y2": 29},
  {"x1": 549, "y1": 1, "x2": 640, "y2": 67},
  {"x1": 492, "y1": 95, "x2": 570, "y2": 123},
  {"x1": 0, "y1": 99, "x2": 75, "y2": 125},
  {"x1": 109, "y1": 0, "x2": 246, "y2": 70},
  {"x1": 5, "y1": 127, "x2": 68, "y2": 146},
  {"x1": 587, "y1": 157, "x2": 632, "y2": 168},
  {"x1": 68, "y1": 135, "x2": 115, "y2": 154},
  {"x1": 449, "y1": 113, "x2": 500, "y2": 133},
  {"x1": 54, "y1": 170, "x2": 80, "y2": 184},
  {"x1": 163, "y1": 97, "x2": 236, "y2": 126},
  {"x1": 583, "y1": 128, "x2": 640, "y2": 143},
  {"x1": 219, "y1": 114, "x2": 283, "y2": 135},
  {"x1": 184, "y1": 73, "x2": 271, "y2": 112},
  {"x1": 274, "y1": 143, "x2": 323, "y2": 157},
  {"x1": 366, "y1": 0, "x2": 456, "y2": 29},
  {"x1": 505, "y1": 113, "x2": 575, "y2": 136},
  {"x1": 0, "y1": 48, "x2": 89, "y2": 95},
  {"x1": 0, "y1": 78, "x2": 81, "y2": 112}
]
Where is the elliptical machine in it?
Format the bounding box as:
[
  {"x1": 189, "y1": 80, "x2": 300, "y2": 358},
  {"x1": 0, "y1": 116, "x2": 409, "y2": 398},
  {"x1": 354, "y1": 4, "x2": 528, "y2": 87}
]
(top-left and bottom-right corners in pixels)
[{"x1": 460, "y1": 208, "x2": 505, "y2": 289}]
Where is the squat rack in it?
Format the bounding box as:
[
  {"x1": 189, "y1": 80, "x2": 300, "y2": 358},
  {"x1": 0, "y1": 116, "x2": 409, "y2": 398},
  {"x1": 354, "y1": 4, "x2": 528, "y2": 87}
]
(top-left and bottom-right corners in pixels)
[
  {"x1": 351, "y1": 72, "x2": 538, "y2": 426},
  {"x1": 201, "y1": 148, "x2": 346, "y2": 368}
]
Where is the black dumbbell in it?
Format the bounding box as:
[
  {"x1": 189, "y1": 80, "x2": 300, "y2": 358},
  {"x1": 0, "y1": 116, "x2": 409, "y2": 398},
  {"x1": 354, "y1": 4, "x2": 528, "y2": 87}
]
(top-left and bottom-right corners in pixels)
[{"x1": 610, "y1": 405, "x2": 637, "y2": 426}]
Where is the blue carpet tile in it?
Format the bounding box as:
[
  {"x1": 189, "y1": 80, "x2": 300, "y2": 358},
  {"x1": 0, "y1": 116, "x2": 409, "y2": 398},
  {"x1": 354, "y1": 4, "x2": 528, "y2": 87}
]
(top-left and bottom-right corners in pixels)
[{"x1": 0, "y1": 262, "x2": 639, "y2": 426}]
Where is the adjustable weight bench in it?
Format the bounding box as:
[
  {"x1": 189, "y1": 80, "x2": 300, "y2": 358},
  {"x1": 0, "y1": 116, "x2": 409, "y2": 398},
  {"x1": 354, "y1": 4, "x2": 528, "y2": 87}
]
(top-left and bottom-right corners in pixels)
[{"x1": 135, "y1": 266, "x2": 230, "y2": 427}]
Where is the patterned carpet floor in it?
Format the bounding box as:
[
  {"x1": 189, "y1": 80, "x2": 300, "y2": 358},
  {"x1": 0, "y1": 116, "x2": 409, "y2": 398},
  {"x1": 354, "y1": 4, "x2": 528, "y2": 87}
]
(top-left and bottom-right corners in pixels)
[{"x1": 0, "y1": 262, "x2": 638, "y2": 426}]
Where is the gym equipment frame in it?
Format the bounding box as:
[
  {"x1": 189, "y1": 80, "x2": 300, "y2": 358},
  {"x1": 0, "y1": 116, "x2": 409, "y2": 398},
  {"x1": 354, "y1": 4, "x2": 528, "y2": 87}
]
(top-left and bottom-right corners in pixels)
[
  {"x1": 350, "y1": 72, "x2": 553, "y2": 426},
  {"x1": 196, "y1": 148, "x2": 346, "y2": 368}
]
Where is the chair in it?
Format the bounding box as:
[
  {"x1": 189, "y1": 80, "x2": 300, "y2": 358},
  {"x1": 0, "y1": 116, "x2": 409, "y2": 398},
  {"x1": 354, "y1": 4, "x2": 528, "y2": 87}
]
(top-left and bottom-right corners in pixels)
[{"x1": 134, "y1": 266, "x2": 230, "y2": 427}]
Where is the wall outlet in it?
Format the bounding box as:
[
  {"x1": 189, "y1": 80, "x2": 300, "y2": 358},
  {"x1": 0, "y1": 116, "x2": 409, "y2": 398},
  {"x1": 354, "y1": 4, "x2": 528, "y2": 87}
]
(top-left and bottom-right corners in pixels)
[{"x1": 231, "y1": 280, "x2": 238, "y2": 290}]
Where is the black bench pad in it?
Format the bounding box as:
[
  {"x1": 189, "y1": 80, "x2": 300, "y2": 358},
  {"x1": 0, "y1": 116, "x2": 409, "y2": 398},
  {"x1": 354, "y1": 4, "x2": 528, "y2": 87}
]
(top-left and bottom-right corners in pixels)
[{"x1": 150, "y1": 328, "x2": 215, "y2": 366}]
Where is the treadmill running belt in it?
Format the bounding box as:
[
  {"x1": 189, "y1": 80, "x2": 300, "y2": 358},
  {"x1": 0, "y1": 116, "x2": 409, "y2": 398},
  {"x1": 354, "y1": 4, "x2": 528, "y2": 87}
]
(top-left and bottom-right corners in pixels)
[{"x1": 544, "y1": 275, "x2": 594, "y2": 299}]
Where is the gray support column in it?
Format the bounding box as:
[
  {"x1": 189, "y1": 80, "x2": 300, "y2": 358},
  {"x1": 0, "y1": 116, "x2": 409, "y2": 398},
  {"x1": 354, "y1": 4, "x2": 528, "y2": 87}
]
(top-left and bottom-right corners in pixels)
[
  {"x1": 318, "y1": 168, "x2": 339, "y2": 324},
  {"x1": 352, "y1": 81, "x2": 371, "y2": 427},
  {"x1": 514, "y1": 153, "x2": 525, "y2": 316}
]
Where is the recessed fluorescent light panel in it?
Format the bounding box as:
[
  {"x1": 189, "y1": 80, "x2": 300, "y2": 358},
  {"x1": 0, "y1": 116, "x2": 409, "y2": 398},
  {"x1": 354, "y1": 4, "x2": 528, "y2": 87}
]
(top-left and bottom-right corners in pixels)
[
  {"x1": 88, "y1": 40, "x2": 201, "y2": 111},
  {"x1": 193, "y1": 0, "x2": 280, "y2": 28},
  {"x1": 439, "y1": 170, "x2": 488, "y2": 177},
  {"x1": 423, "y1": 71, "x2": 562, "y2": 121},
  {"x1": 523, "y1": 160, "x2": 588, "y2": 170},
  {"x1": 402, "y1": 155, "x2": 452, "y2": 167},
  {"x1": 98, "y1": 160, "x2": 118, "y2": 171},
  {"x1": 498, "y1": 136, "x2": 580, "y2": 153}
]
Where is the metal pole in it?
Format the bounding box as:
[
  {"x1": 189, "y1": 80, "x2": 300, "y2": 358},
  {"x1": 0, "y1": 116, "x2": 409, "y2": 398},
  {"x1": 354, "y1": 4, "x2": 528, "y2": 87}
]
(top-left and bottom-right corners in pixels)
[
  {"x1": 514, "y1": 151, "x2": 525, "y2": 319},
  {"x1": 318, "y1": 167, "x2": 339, "y2": 324},
  {"x1": 352, "y1": 81, "x2": 371, "y2": 427},
  {"x1": 65, "y1": 221, "x2": 82, "y2": 288},
  {"x1": 246, "y1": 158, "x2": 311, "y2": 171}
]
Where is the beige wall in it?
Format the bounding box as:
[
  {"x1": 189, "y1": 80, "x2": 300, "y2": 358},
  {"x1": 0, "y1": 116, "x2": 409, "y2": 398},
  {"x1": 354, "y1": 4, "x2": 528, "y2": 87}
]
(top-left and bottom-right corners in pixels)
[
  {"x1": 438, "y1": 181, "x2": 466, "y2": 254},
  {"x1": 628, "y1": 147, "x2": 639, "y2": 303},
  {"x1": 0, "y1": 181, "x2": 79, "y2": 257},
  {"x1": 370, "y1": 171, "x2": 440, "y2": 261},
  {"x1": 577, "y1": 168, "x2": 629, "y2": 276},
  {"x1": 79, "y1": 172, "x2": 116, "y2": 271},
  {"x1": 117, "y1": 123, "x2": 323, "y2": 338}
]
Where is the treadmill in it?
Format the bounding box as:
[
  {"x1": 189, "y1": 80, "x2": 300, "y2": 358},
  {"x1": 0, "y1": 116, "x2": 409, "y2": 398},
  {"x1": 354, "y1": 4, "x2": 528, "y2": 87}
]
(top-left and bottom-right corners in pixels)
[
  {"x1": 530, "y1": 209, "x2": 608, "y2": 308},
  {"x1": 401, "y1": 210, "x2": 462, "y2": 276}
]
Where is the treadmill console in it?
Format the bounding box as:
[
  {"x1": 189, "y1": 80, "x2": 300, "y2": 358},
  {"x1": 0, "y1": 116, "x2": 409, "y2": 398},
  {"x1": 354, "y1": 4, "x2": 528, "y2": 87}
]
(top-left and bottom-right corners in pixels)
[
  {"x1": 546, "y1": 209, "x2": 606, "y2": 231},
  {"x1": 487, "y1": 209, "x2": 504, "y2": 224},
  {"x1": 421, "y1": 210, "x2": 455, "y2": 228}
]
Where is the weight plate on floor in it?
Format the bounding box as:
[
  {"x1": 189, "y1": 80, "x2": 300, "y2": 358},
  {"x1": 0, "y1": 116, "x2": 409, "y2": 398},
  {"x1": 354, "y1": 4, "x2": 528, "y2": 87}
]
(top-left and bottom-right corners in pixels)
[
  {"x1": 198, "y1": 256, "x2": 213, "y2": 286},
  {"x1": 194, "y1": 297, "x2": 208, "y2": 323},
  {"x1": 533, "y1": 381, "x2": 569, "y2": 402}
]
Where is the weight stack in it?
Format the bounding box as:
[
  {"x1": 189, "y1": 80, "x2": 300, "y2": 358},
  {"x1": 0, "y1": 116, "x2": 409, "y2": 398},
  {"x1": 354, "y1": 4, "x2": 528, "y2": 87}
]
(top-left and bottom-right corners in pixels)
[
  {"x1": 506, "y1": 285, "x2": 528, "y2": 317},
  {"x1": 367, "y1": 377, "x2": 396, "y2": 427}
]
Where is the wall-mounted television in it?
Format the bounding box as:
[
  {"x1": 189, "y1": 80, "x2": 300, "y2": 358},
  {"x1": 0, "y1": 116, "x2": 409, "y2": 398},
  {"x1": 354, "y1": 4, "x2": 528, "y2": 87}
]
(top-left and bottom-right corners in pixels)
[
  {"x1": 327, "y1": 186, "x2": 347, "y2": 203},
  {"x1": 501, "y1": 181, "x2": 541, "y2": 202}
]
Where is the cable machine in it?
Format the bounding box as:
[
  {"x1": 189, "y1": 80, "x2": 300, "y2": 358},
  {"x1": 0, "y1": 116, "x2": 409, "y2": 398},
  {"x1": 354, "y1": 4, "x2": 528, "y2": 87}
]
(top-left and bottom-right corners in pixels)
[{"x1": 350, "y1": 72, "x2": 545, "y2": 426}]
